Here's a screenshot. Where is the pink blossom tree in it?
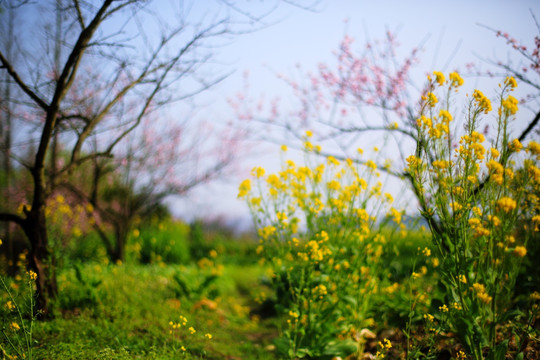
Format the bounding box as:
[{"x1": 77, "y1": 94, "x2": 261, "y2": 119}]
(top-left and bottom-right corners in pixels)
[
  {"x1": 232, "y1": 25, "x2": 539, "y2": 187},
  {"x1": 230, "y1": 31, "x2": 422, "y2": 179}
]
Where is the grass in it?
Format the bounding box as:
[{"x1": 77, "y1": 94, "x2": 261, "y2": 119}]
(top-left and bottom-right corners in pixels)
[
  {"x1": 3, "y1": 224, "x2": 537, "y2": 359},
  {"x1": 31, "y1": 263, "x2": 279, "y2": 359}
]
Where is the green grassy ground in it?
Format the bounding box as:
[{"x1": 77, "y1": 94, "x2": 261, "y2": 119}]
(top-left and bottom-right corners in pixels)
[
  {"x1": 2, "y1": 227, "x2": 437, "y2": 359},
  {"x1": 32, "y1": 263, "x2": 279, "y2": 359}
]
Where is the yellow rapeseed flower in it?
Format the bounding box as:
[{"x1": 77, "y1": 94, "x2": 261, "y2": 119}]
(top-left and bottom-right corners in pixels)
[
  {"x1": 427, "y1": 92, "x2": 438, "y2": 107},
  {"x1": 439, "y1": 109, "x2": 452, "y2": 123},
  {"x1": 504, "y1": 76, "x2": 517, "y2": 89},
  {"x1": 496, "y1": 197, "x2": 516, "y2": 213},
  {"x1": 527, "y1": 141, "x2": 540, "y2": 155},
  {"x1": 472, "y1": 90, "x2": 492, "y2": 113},
  {"x1": 27, "y1": 270, "x2": 37, "y2": 280},
  {"x1": 508, "y1": 138, "x2": 523, "y2": 152},
  {"x1": 251, "y1": 166, "x2": 265, "y2": 178},
  {"x1": 237, "y1": 179, "x2": 251, "y2": 198},
  {"x1": 449, "y1": 72, "x2": 464, "y2": 87},
  {"x1": 502, "y1": 95, "x2": 519, "y2": 115},
  {"x1": 513, "y1": 246, "x2": 527, "y2": 257},
  {"x1": 433, "y1": 71, "x2": 445, "y2": 85}
]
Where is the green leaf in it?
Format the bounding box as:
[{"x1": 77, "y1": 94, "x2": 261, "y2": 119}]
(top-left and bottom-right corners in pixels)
[
  {"x1": 323, "y1": 339, "x2": 357, "y2": 357},
  {"x1": 487, "y1": 339, "x2": 508, "y2": 360}
]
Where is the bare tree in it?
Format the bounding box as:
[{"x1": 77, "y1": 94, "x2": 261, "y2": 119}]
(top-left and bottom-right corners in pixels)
[{"x1": 0, "y1": 0, "x2": 314, "y2": 314}]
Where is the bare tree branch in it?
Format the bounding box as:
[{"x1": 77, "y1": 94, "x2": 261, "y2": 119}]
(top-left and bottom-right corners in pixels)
[{"x1": 0, "y1": 52, "x2": 49, "y2": 111}]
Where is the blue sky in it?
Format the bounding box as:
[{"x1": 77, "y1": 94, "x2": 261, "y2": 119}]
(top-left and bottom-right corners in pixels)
[{"x1": 166, "y1": 0, "x2": 540, "y2": 224}]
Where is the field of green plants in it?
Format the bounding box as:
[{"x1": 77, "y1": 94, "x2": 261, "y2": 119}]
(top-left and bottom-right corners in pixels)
[
  {"x1": 0, "y1": 216, "x2": 445, "y2": 359},
  {"x1": 2, "y1": 73, "x2": 540, "y2": 360}
]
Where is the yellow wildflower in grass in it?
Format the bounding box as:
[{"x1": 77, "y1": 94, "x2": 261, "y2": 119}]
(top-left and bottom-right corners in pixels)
[
  {"x1": 422, "y1": 247, "x2": 431, "y2": 257},
  {"x1": 439, "y1": 304, "x2": 449, "y2": 312},
  {"x1": 281, "y1": 144, "x2": 288, "y2": 152},
  {"x1": 472, "y1": 283, "x2": 492, "y2": 304},
  {"x1": 458, "y1": 274, "x2": 467, "y2": 284},
  {"x1": 27, "y1": 270, "x2": 37, "y2": 280},
  {"x1": 423, "y1": 313, "x2": 434, "y2": 322},
  {"x1": 289, "y1": 310, "x2": 299, "y2": 319},
  {"x1": 474, "y1": 226, "x2": 491, "y2": 238},
  {"x1": 312, "y1": 284, "x2": 328, "y2": 298},
  {"x1": 305, "y1": 130, "x2": 313, "y2": 138},
  {"x1": 389, "y1": 208, "x2": 402, "y2": 224},
  {"x1": 5, "y1": 301, "x2": 15, "y2": 311},
  {"x1": 533, "y1": 215, "x2": 540, "y2": 231},
  {"x1": 477, "y1": 292, "x2": 493, "y2": 304},
  {"x1": 449, "y1": 72, "x2": 464, "y2": 87},
  {"x1": 450, "y1": 202, "x2": 462, "y2": 212},
  {"x1": 188, "y1": 326, "x2": 196, "y2": 334},
  {"x1": 205, "y1": 333, "x2": 212, "y2": 339},
  {"x1": 513, "y1": 246, "x2": 527, "y2": 257},
  {"x1": 10, "y1": 322, "x2": 20, "y2": 331},
  {"x1": 487, "y1": 215, "x2": 501, "y2": 227},
  {"x1": 496, "y1": 197, "x2": 516, "y2": 213}
]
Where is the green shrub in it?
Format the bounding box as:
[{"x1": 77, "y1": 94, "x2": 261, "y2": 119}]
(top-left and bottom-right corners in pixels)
[{"x1": 132, "y1": 220, "x2": 190, "y2": 265}]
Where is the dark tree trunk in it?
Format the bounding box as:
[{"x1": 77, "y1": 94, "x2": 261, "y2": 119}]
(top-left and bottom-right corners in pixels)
[
  {"x1": 21, "y1": 207, "x2": 57, "y2": 316},
  {"x1": 112, "y1": 222, "x2": 129, "y2": 263}
]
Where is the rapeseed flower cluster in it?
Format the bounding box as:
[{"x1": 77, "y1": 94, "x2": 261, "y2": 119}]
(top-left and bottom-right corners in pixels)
[
  {"x1": 240, "y1": 134, "x2": 401, "y2": 358},
  {"x1": 407, "y1": 73, "x2": 539, "y2": 358}
]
